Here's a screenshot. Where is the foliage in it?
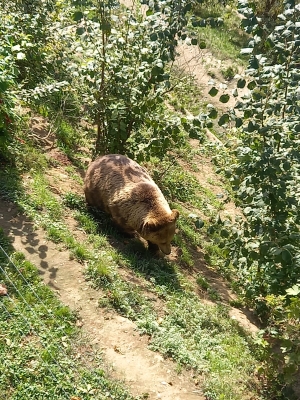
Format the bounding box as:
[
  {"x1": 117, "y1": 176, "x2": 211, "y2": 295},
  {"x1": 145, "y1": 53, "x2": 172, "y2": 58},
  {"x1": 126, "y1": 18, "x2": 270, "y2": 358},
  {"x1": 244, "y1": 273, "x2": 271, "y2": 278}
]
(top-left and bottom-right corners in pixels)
[
  {"x1": 213, "y1": 0, "x2": 300, "y2": 306},
  {"x1": 22, "y1": 0, "x2": 198, "y2": 157},
  {"x1": 209, "y1": 0, "x2": 300, "y2": 392},
  {"x1": 0, "y1": 156, "x2": 265, "y2": 400},
  {"x1": 0, "y1": 0, "x2": 58, "y2": 89},
  {"x1": 149, "y1": 294, "x2": 260, "y2": 400},
  {"x1": 0, "y1": 64, "x2": 17, "y2": 160},
  {"x1": 0, "y1": 7, "x2": 19, "y2": 160},
  {"x1": 241, "y1": 0, "x2": 284, "y2": 52},
  {"x1": 255, "y1": 285, "x2": 300, "y2": 394}
]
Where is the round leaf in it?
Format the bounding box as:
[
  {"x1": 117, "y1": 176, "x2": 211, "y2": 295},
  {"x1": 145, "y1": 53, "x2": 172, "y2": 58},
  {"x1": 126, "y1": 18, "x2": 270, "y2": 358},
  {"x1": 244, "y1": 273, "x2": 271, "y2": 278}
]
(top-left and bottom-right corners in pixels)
[
  {"x1": 208, "y1": 87, "x2": 218, "y2": 97},
  {"x1": 219, "y1": 94, "x2": 230, "y2": 103},
  {"x1": 237, "y1": 78, "x2": 246, "y2": 88},
  {"x1": 73, "y1": 11, "x2": 83, "y2": 21},
  {"x1": 208, "y1": 108, "x2": 218, "y2": 119},
  {"x1": 150, "y1": 33, "x2": 158, "y2": 41}
]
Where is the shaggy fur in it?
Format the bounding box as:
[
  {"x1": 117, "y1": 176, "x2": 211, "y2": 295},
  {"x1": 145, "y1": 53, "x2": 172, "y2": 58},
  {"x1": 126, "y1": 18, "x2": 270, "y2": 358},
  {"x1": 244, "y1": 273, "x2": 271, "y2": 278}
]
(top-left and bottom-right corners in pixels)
[{"x1": 84, "y1": 154, "x2": 179, "y2": 254}]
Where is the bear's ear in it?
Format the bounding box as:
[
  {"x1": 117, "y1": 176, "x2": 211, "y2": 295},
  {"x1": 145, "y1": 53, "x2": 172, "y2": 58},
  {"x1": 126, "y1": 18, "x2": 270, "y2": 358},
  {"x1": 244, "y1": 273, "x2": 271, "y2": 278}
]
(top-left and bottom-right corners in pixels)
[
  {"x1": 141, "y1": 219, "x2": 162, "y2": 234},
  {"x1": 171, "y1": 209, "x2": 179, "y2": 221}
]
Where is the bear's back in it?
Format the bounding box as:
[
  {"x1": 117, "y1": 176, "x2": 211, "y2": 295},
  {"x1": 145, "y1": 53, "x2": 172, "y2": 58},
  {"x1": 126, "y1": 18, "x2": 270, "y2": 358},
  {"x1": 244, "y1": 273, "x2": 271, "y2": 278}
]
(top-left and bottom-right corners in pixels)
[{"x1": 84, "y1": 154, "x2": 154, "y2": 209}]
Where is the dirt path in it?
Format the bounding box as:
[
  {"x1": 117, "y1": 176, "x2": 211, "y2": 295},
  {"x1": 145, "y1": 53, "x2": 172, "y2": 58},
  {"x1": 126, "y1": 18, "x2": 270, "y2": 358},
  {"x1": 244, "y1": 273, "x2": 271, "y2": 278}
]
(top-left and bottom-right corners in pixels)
[
  {"x1": 175, "y1": 42, "x2": 247, "y2": 110},
  {"x1": 0, "y1": 200, "x2": 204, "y2": 400}
]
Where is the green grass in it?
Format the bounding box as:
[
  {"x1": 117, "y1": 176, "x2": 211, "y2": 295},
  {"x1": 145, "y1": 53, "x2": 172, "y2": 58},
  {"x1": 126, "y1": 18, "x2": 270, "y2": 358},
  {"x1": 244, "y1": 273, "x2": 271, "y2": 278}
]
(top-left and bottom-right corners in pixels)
[
  {"x1": 169, "y1": 67, "x2": 207, "y2": 116},
  {"x1": 0, "y1": 136, "x2": 266, "y2": 400},
  {"x1": 151, "y1": 158, "x2": 224, "y2": 216},
  {"x1": 61, "y1": 174, "x2": 264, "y2": 400},
  {"x1": 196, "y1": 25, "x2": 248, "y2": 65},
  {"x1": 191, "y1": 2, "x2": 250, "y2": 65},
  {"x1": 0, "y1": 229, "x2": 136, "y2": 400},
  {"x1": 148, "y1": 294, "x2": 260, "y2": 399}
]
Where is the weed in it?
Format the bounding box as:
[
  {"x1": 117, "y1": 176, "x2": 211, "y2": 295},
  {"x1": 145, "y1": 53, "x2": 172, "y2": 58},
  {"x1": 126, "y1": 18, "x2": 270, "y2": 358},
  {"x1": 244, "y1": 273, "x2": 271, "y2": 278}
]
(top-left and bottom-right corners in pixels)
[
  {"x1": 149, "y1": 293, "x2": 260, "y2": 399},
  {"x1": 207, "y1": 69, "x2": 217, "y2": 78},
  {"x1": 55, "y1": 118, "x2": 82, "y2": 150},
  {"x1": 169, "y1": 67, "x2": 206, "y2": 116},
  {"x1": 63, "y1": 192, "x2": 86, "y2": 211},
  {"x1": 196, "y1": 273, "x2": 210, "y2": 290},
  {"x1": 74, "y1": 211, "x2": 98, "y2": 235},
  {"x1": 221, "y1": 65, "x2": 237, "y2": 81},
  {"x1": 65, "y1": 165, "x2": 84, "y2": 184},
  {"x1": 70, "y1": 243, "x2": 90, "y2": 262},
  {"x1": 207, "y1": 287, "x2": 222, "y2": 302},
  {"x1": 192, "y1": 2, "x2": 249, "y2": 64},
  {"x1": 229, "y1": 298, "x2": 245, "y2": 308}
]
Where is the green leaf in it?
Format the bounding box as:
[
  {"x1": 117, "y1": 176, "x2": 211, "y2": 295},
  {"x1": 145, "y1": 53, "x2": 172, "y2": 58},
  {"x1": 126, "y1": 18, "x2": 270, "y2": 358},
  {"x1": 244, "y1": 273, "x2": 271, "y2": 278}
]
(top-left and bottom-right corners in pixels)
[
  {"x1": 195, "y1": 219, "x2": 205, "y2": 229},
  {"x1": 208, "y1": 108, "x2": 218, "y2": 119},
  {"x1": 16, "y1": 52, "x2": 26, "y2": 60},
  {"x1": 237, "y1": 79, "x2": 246, "y2": 88},
  {"x1": 286, "y1": 285, "x2": 300, "y2": 296},
  {"x1": 247, "y1": 121, "x2": 258, "y2": 132},
  {"x1": 247, "y1": 81, "x2": 256, "y2": 90},
  {"x1": 249, "y1": 57, "x2": 259, "y2": 69},
  {"x1": 184, "y1": 3, "x2": 192, "y2": 12},
  {"x1": 218, "y1": 113, "x2": 229, "y2": 126},
  {"x1": 73, "y1": 11, "x2": 83, "y2": 21},
  {"x1": 199, "y1": 41, "x2": 206, "y2": 49},
  {"x1": 219, "y1": 94, "x2": 230, "y2": 103},
  {"x1": 281, "y1": 249, "x2": 292, "y2": 263},
  {"x1": 235, "y1": 118, "x2": 243, "y2": 128},
  {"x1": 294, "y1": 124, "x2": 300, "y2": 132},
  {"x1": 208, "y1": 87, "x2": 218, "y2": 97},
  {"x1": 0, "y1": 81, "x2": 10, "y2": 92},
  {"x1": 76, "y1": 27, "x2": 85, "y2": 35},
  {"x1": 220, "y1": 229, "x2": 229, "y2": 238},
  {"x1": 150, "y1": 33, "x2": 158, "y2": 41},
  {"x1": 240, "y1": 48, "x2": 253, "y2": 54}
]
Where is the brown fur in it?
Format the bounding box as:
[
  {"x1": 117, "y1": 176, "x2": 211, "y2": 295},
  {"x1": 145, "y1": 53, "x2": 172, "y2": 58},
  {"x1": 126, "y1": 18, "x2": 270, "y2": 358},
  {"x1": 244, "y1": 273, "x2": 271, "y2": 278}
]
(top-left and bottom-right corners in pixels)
[{"x1": 84, "y1": 154, "x2": 179, "y2": 254}]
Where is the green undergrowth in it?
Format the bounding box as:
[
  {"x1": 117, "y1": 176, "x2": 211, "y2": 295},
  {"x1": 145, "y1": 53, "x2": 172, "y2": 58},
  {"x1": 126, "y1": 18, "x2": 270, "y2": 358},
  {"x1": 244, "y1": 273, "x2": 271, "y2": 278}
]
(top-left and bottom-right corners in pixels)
[
  {"x1": 0, "y1": 229, "x2": 136, "y2": 400},
  {"x1": 168, "y1": 67, "x2": 207, "y2": 116},
  {"x1": 64, "y1": 194, "x2": 263, "y2": 400},
  {"x1": 0, "y1": 159, "x2": 265, "y2": 400},
  {"x1": 191, "y1": 2, "x2": 249, "y2": 65},
  {"x1": 151, "y1": 157, "x2": 224, "y2": 216},
  {"x1": 149, "y1": 294, "x2": 260, "y2": 399}
]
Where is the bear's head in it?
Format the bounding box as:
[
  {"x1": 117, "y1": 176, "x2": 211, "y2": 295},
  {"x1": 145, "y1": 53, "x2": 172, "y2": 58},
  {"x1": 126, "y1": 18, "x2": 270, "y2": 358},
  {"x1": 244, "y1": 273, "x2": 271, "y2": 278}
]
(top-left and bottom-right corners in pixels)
[{"x1": 141, "y1": 209, "x2": 179, "y2": 255}]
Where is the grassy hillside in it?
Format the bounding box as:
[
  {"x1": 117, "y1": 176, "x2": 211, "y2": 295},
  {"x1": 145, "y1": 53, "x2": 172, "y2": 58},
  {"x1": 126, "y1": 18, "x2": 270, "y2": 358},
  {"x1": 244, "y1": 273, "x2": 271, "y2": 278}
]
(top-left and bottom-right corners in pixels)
[{"x1": 1, "y1": 0, "x2": 299, "y2": 399}]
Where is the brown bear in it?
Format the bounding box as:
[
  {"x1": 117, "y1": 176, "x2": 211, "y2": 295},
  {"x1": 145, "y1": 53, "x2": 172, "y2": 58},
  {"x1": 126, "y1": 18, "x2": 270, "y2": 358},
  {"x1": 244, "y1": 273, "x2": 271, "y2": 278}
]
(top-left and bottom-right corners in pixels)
[{"x1": 84, "y1": 154, "x2": 179, "y2": 255}]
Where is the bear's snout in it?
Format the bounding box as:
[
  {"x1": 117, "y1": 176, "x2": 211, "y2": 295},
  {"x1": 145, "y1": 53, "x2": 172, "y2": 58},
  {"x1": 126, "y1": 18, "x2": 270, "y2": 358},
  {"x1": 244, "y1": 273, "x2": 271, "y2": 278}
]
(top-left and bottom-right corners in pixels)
[{"x1": 159, "y1": 243, "x2": 172, "y2": 255}]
